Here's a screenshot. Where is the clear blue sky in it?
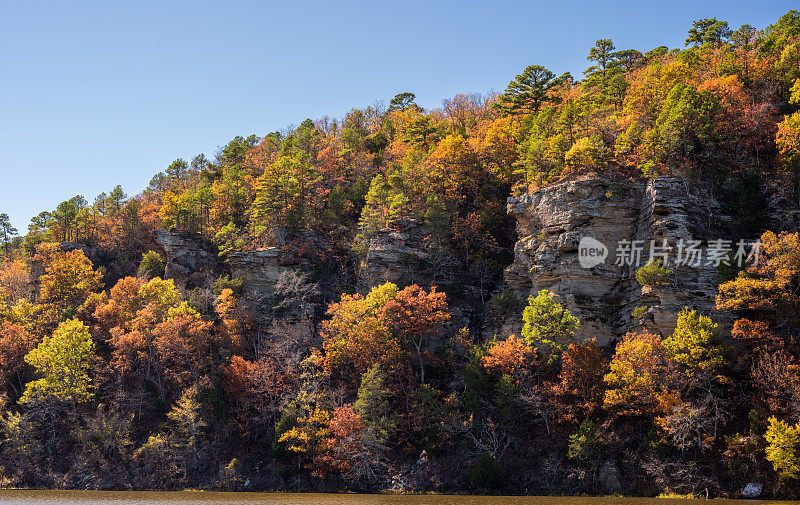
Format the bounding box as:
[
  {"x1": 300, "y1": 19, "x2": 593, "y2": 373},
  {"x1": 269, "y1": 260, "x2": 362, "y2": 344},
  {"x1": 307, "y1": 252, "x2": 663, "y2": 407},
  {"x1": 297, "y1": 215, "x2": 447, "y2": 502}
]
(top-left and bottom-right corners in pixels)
[{"x1": 0, "y1": 0, "x2": 796, "y2": 232}]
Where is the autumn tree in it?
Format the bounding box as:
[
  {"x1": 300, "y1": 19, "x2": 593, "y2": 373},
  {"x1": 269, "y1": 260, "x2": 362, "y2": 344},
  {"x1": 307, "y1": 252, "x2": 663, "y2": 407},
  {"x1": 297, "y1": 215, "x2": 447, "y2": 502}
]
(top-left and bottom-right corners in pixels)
[
  {"x1": 776, "y1": 79, "x2": 800, "y2": 169},
  {"x1": 753, "y1": 350, "x2": 800, "y2": 416},
  {"x1": 322, "y1": 282, "x2": 450, "y2": 387},
  {"x1": 95, "y1": 276, "x2": 185, "y2": 407},
  {"x1": 381, "y1": 284, "x2": 450, "y2": 384},
  {"x1": 322, "y1": 283, "x2": 402, "y2": 386},
  {"x1": 604, "y1": 332, "x2": 672, "y2": 416},
  {"x1": 20, "y1": 319, "x2": 95, "y2": 405},
  {"x1": 215, "y1": 289, "x2": 252, "y2": 355},
  {"x1": 521, "y1": 290, "x2": 579, "y2": 359},
  {"x1": 480, "y1": 334, "x2": 536, "y2": 385},
  {"x1": 554, "y1": 338, "x2": 606, "y2": 415},
  {"x1": 0, "y1": 322, "x2": 39, "y2": 397},
  {"x1": 765, "y1": 416, "x2": 800, "y2": 482},
  {"x1": 278, "y1": 406, "x2": 330, "y2": 469},
  {"x1": 717, "y1": 231, "x2": 800, "y2": 343},
  {"x1": 153, "y1": 304, "x2": 212, "y2": 390},
  {"x1": 0, "y1": 258, "x2": 28, "y2": 311},
  {"x1": 663, "y1": 308, "x2": 725, "y2": 378},
  {"x1": 37, "y1": 245, "x2": 103, "y2": 316},
  {"x1": 316, "y1": 404, "x2": 387, "y2": 484},
  {"x1": 224, "y1": 352, "x2": 299, "y2": 442}
]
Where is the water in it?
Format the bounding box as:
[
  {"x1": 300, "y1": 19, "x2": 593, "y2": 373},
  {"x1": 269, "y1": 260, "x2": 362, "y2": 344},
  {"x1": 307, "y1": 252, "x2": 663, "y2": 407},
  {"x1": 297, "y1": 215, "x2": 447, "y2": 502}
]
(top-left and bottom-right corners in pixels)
[{"x1": 0, "y1": 491, "x2": 794, "y2": 505}]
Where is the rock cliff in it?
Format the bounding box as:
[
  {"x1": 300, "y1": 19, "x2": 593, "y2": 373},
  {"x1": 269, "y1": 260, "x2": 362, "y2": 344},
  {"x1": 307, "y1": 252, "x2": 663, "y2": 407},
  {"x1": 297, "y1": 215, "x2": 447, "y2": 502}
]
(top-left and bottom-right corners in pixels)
[
  {"x1": 501, "y1": 174, "x2": 737, "y2": 346},
  {"x1": 154, "y1": 229, "x2": 219, "y2": 288},
  {"x1": 151, "y1": 173, "x2": 790, "y2": 349},
  {"x1": 154, "y1": 230, "x2": 317, "y2": 337},
  {"x1": 358, "y1": 220, "x2": 431, "y2": 290}
]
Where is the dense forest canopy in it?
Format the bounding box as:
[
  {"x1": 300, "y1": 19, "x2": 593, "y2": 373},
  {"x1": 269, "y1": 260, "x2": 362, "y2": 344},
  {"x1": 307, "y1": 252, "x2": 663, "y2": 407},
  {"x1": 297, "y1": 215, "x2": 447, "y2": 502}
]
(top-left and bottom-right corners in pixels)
[{"x1": 1, "y1": 10, "x2": 800, "y2": 497}]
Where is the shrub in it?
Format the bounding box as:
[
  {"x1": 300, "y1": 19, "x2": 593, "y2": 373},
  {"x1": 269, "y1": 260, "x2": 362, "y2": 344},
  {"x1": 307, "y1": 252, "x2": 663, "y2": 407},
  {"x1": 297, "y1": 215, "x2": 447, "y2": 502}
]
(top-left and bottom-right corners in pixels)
[
  {"x1": 138, "y1": 250, "x2": 165, "y2": 280},
  {"x1": 632, "y1": 305, "x2": 649, "y2": 320},
  {"x1": 567, "y1": 418, "x2": 604, "y2": 465},
  {"x1": 469, "y1": 452, "x2": 506, "y2": 489},
  {"x1": 636, "y1": 258, "x2": 672, "y2": 287},
  {"x1": 354, "y1": 364, "x2": 394, "y2": 442},
  {"x1": 212, "y1": 275, "x2": 244, "y2": 296},
  {"x1": 521, "y1": 290, "x2": 579, "y2": 363},
  {"x1": 491, "y1": 290, "x2": 522, "y2": 315}
]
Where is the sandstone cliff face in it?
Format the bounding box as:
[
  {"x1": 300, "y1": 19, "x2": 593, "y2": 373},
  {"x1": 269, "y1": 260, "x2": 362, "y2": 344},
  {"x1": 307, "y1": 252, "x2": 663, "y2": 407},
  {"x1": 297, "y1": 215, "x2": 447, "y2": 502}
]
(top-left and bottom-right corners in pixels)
[
  {"x1": 154, "y1": 230, "x2": 316, "y2": 337},
  {"x1": 154, "y1": 229, "x2": 218, "y2": 288},
  {"x1": 152, "y1": 172, "x2": 788, "y2": 349},
  {"x1": 227, "y1": 248, "x2": 299, "y2": 300},
  {"x1": 502, "y1": 174, "x2": 735, "y2": 346},
  {"x1": 358, "y1": 219, "x2": 431, "y2": 290},
  {"x1": 227, "y1": 247, "x2": 316, "y2": 330}
]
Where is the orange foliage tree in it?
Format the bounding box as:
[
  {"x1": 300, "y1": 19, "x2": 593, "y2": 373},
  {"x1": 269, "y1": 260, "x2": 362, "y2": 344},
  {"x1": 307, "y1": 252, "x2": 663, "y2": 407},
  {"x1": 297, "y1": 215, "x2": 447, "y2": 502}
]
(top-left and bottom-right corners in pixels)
[
  {"x1": 554, "y1": 338, "x2": 606, "y2": 415},
  {"x1": 36, "y1": 244, "x2": 103, "y2": 317},
  {"x1": 604, "y1": 332, "x2": 674, "y2": 416},
  {"x1": 0, "y1": 322, "x2": 40, "y2": 397}
]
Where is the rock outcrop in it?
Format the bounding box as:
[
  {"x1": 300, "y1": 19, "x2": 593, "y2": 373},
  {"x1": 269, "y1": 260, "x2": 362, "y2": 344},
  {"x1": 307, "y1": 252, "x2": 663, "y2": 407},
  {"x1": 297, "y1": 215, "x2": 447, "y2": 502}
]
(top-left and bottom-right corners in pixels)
[
  {"x1": 359, "y1": 220, "x2": 430, "y2": 290},
  {"x1": 742, "y1": 482, "x2": 763, "y2": 498},
  {"x1": 154, "y1": 229, "x2": 219, "y2": 288},
  {"x1": 502, "y1": 174, "x2": 737, "y2": 346},
  {"x1": 228, "y1": 248, "x2": 299, "y2": 300},
  {"x1": 227, "y1": 247, "x2": 317, "y2": 329},
  {"x1": 154, "y1": 229, "x2": 316, "y2": 335}
]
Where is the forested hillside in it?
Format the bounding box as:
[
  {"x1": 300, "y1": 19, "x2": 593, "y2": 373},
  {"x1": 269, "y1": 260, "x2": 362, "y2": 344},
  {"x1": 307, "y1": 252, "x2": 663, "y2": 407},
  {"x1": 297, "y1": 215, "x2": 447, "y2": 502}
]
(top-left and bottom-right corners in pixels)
[{"x1": 2, "y1": 11, "x2": 800, "y2": 498}]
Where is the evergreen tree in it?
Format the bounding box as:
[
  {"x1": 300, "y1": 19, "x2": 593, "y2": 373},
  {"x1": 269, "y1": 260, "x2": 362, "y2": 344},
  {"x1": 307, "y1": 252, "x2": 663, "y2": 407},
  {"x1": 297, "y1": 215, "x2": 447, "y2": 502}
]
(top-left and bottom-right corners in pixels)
[
  {"x1": 354, "y1": 364, "x2": 394, "y2": 442},
  {"x1": 0, "y1": 213, "x2": 18, "y2": 257},
  {"x1": 494, "y1": 65, "x2": 562, "y2": 115}
]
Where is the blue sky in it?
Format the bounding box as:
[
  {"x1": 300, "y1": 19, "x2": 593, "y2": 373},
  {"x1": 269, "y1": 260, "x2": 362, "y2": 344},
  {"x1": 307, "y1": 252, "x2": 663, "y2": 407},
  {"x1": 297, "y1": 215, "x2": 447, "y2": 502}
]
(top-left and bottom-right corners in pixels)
[{"x1": 0, "y1": 0, "x2": 796, "y2": 231}]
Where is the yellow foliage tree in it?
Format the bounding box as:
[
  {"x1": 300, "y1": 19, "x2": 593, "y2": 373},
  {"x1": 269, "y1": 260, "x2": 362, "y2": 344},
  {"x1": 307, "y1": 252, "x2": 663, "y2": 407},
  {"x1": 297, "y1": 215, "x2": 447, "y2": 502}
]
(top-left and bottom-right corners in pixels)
[{"x1": 20, "y1": 318, "x2": 95, "y2": 405}]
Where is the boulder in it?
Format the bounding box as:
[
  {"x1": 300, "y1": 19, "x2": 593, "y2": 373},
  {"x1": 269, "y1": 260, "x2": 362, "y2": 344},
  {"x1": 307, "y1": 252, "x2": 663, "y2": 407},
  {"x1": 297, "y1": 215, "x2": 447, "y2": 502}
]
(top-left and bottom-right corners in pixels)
[
  {"x1": 742, "y1": 482, "x2": 762, "y2": 498},
  {"x1": 597, "y1": 459, "x2": 622, "y2": 493}
]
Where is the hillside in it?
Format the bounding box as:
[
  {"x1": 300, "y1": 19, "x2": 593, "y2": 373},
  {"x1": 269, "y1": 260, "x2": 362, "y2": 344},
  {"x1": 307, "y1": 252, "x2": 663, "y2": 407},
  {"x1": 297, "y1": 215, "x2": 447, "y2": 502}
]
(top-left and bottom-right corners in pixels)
[{"x1": 1, "y1": 11, "x2": 800, "y2": 498}]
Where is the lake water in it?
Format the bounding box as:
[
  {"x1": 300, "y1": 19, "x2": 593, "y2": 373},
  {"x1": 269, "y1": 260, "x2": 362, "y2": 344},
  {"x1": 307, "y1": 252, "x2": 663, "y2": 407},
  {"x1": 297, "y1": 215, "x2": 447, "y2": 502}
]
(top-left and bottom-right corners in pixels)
[{"x1": 0, "y1": 491, "x2": 795, "y2": 505}]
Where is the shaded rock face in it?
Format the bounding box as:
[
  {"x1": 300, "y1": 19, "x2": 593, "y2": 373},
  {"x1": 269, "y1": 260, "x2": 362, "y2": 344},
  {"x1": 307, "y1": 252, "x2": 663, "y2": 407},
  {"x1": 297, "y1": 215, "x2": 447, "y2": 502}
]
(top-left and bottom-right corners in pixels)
[
  {"x1": 626, "y1": 178, "x2": 733, "y2": 340},
  {"x1": 228, "y1": 248, "x2": 298, "y2": 299},
  {"x1": 154, "y1": 230, "x2": 219, "y2": 289},
  {"x1": 502, "y1": 175, "x2": 736, "y2": 346},
  {"x1": 154, "y1": 230, "x2": 316, "y2": 337},
  {"x1": 597, "y1": 460, "x2": 622, "y2": 494},
  {"x1": 765, "y1": 179, "x2": 800, "y2": 232},
  {"x1": 359, "y1": 220, "x2": 431, "y2": 290},
  {"x1": 227, "y1": 247, "x2": 315, "y2": 329},
  {"x1": 358, "y1": 221, "x2": 476, "y2": 337}
]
